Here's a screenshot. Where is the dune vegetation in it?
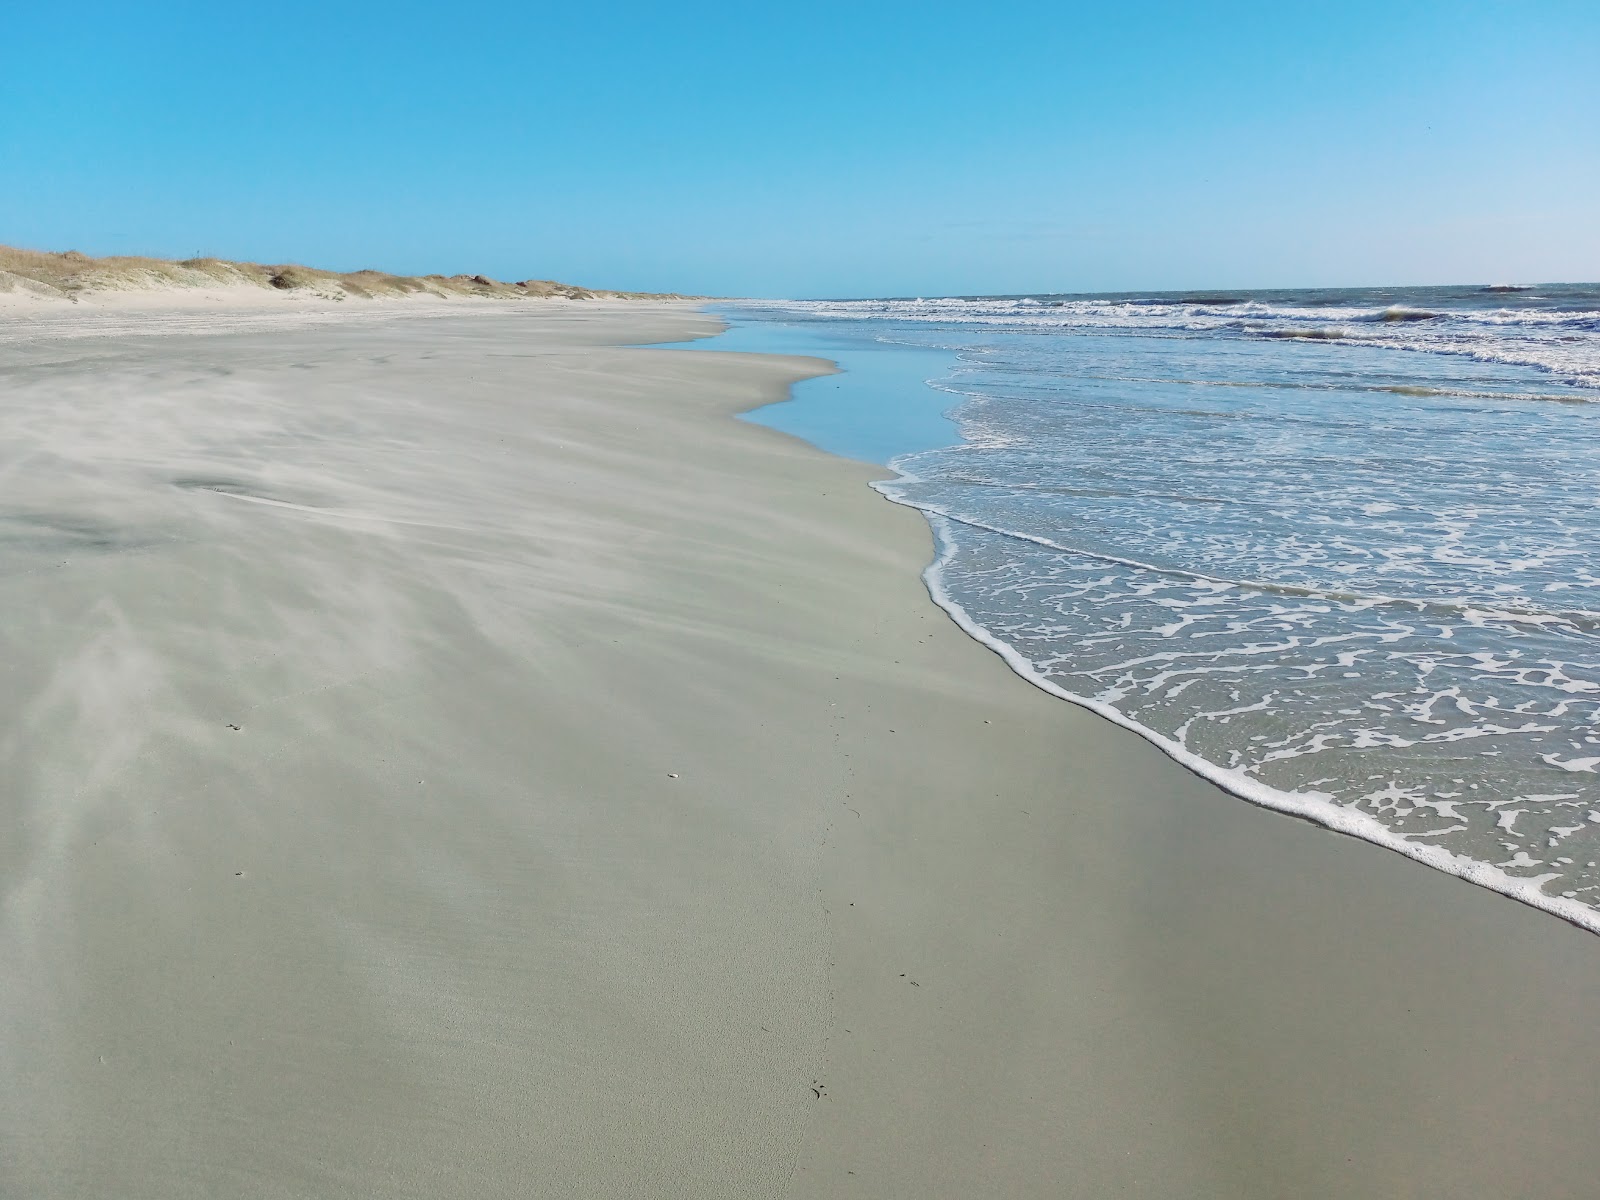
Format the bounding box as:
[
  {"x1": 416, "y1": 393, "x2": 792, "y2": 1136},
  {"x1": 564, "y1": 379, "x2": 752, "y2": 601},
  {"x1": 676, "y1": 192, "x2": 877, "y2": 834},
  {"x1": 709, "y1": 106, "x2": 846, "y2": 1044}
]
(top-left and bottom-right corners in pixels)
[{"x1": 0, "y1": 244, "x2": 684, "y2": 303}]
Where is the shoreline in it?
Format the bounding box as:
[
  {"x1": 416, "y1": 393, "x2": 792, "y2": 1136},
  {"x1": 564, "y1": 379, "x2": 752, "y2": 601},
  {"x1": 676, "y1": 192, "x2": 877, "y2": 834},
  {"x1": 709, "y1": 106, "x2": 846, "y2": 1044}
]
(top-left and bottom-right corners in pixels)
[
  {"x1": 713, "y1": 309, "x2": 1600, "y2": 940},
  {"x1": 911, "y1": 511, "x2": 1600, "y2": 938},
  {"x1": 6, "y1": 301, "x2": 1600, "y2": 1197}
]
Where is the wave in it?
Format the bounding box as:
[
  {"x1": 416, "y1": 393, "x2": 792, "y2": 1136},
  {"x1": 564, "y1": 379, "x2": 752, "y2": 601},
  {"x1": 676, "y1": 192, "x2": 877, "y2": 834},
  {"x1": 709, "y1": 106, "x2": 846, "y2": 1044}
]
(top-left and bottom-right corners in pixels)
[
  {"x1": 769, "y1": 295, "x2": 1600, "y2": 330},
  {"x1": 1259, "y1": 327, "x2": 1351, "y2": 340},
  {"x1": 1042, "y1": 372, "x2": 1592, "y2": 405},
  {"x1": 749, "y1": 294, "x2": 1600, "y2": 389},
  {"x1": 1377, "y1": 306, "x2": 1443, "y2": 322}
]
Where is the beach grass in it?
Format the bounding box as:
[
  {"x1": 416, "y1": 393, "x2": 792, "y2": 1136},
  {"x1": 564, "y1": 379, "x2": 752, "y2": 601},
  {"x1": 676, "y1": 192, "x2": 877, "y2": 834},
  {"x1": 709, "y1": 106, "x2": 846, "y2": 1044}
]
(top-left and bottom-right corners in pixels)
[{"x1": 0, "y1": 243, "x2": 683, "y2": 303}]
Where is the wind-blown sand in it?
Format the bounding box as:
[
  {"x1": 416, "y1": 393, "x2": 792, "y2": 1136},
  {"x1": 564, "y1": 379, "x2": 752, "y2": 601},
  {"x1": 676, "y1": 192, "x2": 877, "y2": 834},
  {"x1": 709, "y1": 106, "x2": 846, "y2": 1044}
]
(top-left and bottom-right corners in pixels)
[{"x1": 5, "y1": 301, "x2": 1600, "y2": 1198}]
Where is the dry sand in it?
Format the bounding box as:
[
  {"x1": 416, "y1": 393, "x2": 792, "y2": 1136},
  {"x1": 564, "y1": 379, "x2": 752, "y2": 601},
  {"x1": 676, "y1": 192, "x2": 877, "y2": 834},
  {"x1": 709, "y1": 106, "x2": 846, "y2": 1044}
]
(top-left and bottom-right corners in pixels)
[{"x1": 4, "y1": 301, "x2": 1600, "y2": 1198}]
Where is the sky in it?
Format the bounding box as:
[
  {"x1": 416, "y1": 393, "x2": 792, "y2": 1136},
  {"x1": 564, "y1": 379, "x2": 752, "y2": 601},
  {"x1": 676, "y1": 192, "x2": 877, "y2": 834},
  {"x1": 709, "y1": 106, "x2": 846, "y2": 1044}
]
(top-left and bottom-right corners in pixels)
[{"x1": 2, "y1": 1, "x2": 1597, "y2": 297}]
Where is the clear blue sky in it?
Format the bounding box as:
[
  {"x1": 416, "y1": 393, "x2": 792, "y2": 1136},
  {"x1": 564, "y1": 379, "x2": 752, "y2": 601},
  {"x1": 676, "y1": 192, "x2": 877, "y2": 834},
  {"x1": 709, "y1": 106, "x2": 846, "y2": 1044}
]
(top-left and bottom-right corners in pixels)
[{"x1": 3, "y1": 1, "x2": 1596, "y2": 297}]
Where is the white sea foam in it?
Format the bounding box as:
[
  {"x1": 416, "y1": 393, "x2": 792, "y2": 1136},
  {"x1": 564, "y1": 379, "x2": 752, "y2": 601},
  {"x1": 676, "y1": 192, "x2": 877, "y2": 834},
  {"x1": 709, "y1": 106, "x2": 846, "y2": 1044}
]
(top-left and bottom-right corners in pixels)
[
  {"x1": 747, "y1": 290, "x2": 1600, "y2": 389},
  {"x1": 901, "y1": 510, "x2": 1600, "y2": 935}
]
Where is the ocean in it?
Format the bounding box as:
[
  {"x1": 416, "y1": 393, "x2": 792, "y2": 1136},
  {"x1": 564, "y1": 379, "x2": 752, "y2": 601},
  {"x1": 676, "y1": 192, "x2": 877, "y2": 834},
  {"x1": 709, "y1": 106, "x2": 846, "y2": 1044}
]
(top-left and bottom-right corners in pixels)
[{"x1": 714, "y1": 283, "x2": 1600, "y2": 932}]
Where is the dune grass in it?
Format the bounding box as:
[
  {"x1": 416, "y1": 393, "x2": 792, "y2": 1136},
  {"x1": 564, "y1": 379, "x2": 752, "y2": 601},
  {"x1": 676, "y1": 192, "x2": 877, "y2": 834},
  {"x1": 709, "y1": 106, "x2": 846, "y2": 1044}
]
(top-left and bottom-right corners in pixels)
[{"x1": 0, "y1": 244, "x2": 683, "y2": 303}]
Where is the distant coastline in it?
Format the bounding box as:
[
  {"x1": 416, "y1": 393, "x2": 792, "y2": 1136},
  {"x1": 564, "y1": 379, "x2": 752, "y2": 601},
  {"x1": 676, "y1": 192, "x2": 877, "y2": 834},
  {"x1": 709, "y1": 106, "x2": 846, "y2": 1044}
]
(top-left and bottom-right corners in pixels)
[{"x1": 0, "y1": 243, "x2": 692, "y2": 306}]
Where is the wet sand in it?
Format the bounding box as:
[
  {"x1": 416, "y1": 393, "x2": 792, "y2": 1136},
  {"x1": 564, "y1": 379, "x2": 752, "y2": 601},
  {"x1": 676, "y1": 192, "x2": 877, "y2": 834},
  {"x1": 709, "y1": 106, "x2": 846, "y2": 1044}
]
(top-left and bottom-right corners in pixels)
[{"x1": 4, "y1": 302, "x2": 1600, "y2": 1198}]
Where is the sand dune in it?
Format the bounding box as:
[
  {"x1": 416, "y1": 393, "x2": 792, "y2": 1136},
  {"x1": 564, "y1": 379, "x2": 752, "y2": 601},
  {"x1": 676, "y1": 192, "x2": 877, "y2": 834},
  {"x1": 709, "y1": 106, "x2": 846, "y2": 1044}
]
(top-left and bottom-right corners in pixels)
[{"x1": 0, "y1": 243, "x2": 687, "y2": 308}]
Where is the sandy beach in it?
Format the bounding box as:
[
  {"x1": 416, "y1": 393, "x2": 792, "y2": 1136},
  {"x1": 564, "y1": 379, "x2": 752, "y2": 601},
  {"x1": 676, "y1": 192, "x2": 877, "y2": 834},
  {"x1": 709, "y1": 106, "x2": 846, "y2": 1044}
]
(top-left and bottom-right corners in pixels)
[{"x1": 6, "y1": 300, "x2": 1600, "y2": 1199}]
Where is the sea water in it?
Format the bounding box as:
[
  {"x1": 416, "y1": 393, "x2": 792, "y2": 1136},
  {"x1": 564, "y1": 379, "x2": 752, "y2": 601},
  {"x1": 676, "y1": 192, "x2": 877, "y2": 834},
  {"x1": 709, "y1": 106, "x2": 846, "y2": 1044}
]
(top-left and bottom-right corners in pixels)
[{"x1": 724, "y1": 284, "x2": 1600, "y2": 931}]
